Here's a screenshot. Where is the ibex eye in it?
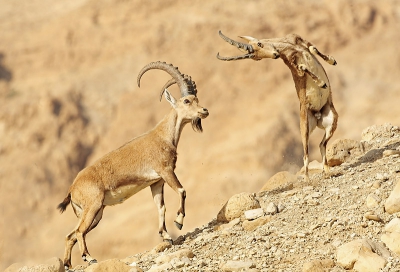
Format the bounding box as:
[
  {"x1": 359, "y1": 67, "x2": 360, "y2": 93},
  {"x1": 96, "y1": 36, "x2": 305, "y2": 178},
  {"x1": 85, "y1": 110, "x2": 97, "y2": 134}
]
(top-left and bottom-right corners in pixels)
[
  {"x1": 184, "y1": 99, "x2": 190, "y2": 104},
  {"x1": 257, "y1": 42, "x2": 264, "y2": 48}
]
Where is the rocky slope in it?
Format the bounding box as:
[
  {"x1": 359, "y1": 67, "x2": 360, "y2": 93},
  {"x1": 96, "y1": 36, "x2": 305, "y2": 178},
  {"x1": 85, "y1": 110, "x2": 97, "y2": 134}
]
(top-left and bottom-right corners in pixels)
[
  {"x1": 7, "y1": 124, "x2": 400, "y2": 272},
  {"x1": 1, "y1": 0, "x2": 400, "y2": 270}
]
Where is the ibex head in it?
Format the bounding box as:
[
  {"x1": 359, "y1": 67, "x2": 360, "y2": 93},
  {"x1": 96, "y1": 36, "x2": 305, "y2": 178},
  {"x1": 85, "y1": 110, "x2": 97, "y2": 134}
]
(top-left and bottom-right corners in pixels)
[
  {"x1": 137, "y1": 61, "x2": 209, "y2": 132},
  {"x1": 216, "y1": 30, "x2": 280, "y2": 61}
]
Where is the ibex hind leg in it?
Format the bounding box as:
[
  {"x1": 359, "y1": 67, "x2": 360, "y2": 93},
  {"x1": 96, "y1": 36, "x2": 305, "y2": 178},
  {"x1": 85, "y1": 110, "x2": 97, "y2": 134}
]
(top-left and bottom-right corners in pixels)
[
  {"x1": 75, "y1": 200, "x2": 104, "y2": 265},
  {"x1": 318, "y1": 103, "x2": 338, "y2": 176}
]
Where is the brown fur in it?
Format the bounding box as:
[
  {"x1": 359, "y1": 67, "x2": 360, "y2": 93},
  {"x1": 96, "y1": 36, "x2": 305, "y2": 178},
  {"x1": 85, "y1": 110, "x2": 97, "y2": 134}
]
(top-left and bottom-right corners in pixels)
[
  {"x1": 218, "y1": 32, "x2": 339, "y2": 180},
  {"x1": 57, "y1": 92, "x2": 208, "y2": 269}
]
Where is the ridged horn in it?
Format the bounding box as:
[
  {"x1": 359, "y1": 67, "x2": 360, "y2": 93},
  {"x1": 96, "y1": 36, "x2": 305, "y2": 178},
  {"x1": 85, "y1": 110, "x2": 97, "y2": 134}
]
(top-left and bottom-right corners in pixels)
[
  {"x1": 159, "y1": 74, "x2": 198, "y2": 101},
  {"x1": 137, "y1": 61, "x2": 196, "y2": 98},
  {"x1": 216, "y1": 52, "x2": 255, "y2": 61},
  {"x1": 218, "y1": 30, "x2": 254, "y2": 53}
]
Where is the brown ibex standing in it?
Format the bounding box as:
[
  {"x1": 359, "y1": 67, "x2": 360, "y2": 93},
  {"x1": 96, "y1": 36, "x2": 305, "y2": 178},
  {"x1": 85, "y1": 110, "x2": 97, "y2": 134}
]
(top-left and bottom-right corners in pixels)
[
  {"x1": 217, "y1": 31, "x2": 338, "y2": 180},
  {"x1": 57, "y1": 61, "x2": 209, "y2": 270}
]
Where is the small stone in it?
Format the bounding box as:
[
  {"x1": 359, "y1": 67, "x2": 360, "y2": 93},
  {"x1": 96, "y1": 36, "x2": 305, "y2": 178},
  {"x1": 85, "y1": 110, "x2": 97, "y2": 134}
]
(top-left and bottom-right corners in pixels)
[
  {"x1": 277, "y1": 203, "x2": 286, "y2": 213},
  {"x1": 155, "y1": 249, "x2": 194, "y2": 265},
  {"x1": 221, "y1": 260, "x2": 256, "y2": 271},
  {"x1": 364, "y1": 212, "x2": 382, "y2": 222},
  {"x1": 215, "y1": 217, "x2": 241, "y2": 231},
  {"x1": 85, "y1": 259, "x2": 136, "y2": 272},
  {"x1": 151, "y1": 241, "x2": 172, "y2": 254},
  {"x1": 366, "y1": 194, "x2": 381, "y2": 208},
  {"x1": 242, "y1": 215, "x2": 272, "y2": 231},
  {"x1": 302, "y1": 259, "x2": 334, "y2": 272},
  {"x1": 244, "y1": 208, "x2": 264, "y2": 220},
  {"x1": 385, "y1": 180, "x2": 400, "y2": 214},
  {"x1": 383, "y1": 150, "x2": 400, "y2": 157},
  {"x1": 265, "y1": 202, "x2": 278, "y2": 215},
  {"x1": 372, "y1": 181, "x2": 381, "y2": 189}
]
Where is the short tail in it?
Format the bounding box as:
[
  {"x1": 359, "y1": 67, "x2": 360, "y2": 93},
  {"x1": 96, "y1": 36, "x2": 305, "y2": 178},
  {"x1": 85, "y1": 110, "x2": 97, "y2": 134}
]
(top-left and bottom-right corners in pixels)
[{"x1": 57, "y1": 193, "x2": 71, "y2": 213}]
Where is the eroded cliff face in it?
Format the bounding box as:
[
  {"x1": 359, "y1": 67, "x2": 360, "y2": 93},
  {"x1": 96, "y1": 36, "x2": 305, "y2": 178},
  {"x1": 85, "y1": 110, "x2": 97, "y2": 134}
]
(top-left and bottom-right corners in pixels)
[{"x1": 1, "y1": 0, "x2": 399, "y2": 269}]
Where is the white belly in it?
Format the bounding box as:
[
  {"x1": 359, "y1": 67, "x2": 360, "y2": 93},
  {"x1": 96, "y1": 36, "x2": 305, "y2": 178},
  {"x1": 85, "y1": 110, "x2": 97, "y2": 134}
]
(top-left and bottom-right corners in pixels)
[{"x1": 103, "y1": 170, "x2": 161, "y2": 206}]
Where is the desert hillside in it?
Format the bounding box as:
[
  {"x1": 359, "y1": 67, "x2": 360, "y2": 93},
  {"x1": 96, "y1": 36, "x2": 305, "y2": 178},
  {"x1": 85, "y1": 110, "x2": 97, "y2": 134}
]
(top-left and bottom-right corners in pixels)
[{"x1": 1, "y1": 0, "x2": 400, "y2": 270}]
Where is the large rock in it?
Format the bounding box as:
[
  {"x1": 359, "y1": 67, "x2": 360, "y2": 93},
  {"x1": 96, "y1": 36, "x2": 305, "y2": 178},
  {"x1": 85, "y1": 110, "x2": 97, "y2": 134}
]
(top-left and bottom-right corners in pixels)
[
  {"x1": 302, "y1": 259, "x2": 334, "y2": 272},
  {"x1": 336, "y1": 239, "x2": 387, "y2": 272},
  {"x1": 259, "y1": 171, "x2": 296, "y2": 192},
  {"x1": 381, "y1": 218, "x2": 400, "y2": 255},
  {"x1": 361, "y1": 123, "x2": 400, "y2": 142},
  {"x1": 326, "y1": 139, "x2": 363, "y2": 166},
  {"x1": 217, "y1": 192, "x2": 261, "y2": 223},
  {"x1": 5, "y1": 257, "x2": 64, "y2": 272},
  {"x1": 385, "y1": 179, "x2": 400, "y2": 214}
]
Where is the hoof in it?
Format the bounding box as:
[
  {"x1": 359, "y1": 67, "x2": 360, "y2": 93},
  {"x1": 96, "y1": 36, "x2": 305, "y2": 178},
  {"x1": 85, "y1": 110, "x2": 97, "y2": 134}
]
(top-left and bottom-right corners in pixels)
[
  {"x1": 164, "y1": 238, "x2": 174, "y2": 245},
  {"x1": 64, "y1": 265, "x2": 72, "y2": 272},
  {"x1": 174, "y1": 221, "x2": 183, "y2": 230},
  {"x1": 89, "y1": 259, "x2": 98, "y2": 265}
]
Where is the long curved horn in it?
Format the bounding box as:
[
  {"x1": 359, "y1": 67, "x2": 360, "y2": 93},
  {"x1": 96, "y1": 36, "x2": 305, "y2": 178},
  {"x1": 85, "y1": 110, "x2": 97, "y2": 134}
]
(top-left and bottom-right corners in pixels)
[
  {"x1": 218, "y1": 30, "x2": 254, "y2": 53},
  {"x1": 216, "y1": 52, "x2": 255, "y2": 61},
  {"x1": 137, "y1": 61, "x2": 196, "y2": 98},
  {"x1": 159, "y1": 74, "x2": 197, "y2": 101}
]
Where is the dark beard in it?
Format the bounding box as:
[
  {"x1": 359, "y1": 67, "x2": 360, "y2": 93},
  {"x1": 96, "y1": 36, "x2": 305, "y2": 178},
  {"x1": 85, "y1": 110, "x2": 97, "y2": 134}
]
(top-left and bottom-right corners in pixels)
[{"x1": 191, "y1": 118, "x2": 203, "y2": 133}]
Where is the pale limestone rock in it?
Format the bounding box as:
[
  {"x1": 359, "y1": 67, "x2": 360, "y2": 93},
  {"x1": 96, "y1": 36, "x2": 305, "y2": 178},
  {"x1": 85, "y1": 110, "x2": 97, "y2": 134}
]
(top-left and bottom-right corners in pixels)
[
  {"x1": 265, "y1": 202, "x2": 278, "y2": 215},
  {"x1": 383, "y1": 149, "x2": 400, "y2": 157},
  {"x1": 385, "y1": 179, "x2": 400, "y2": 214},
  {"x1": 215, "y1": 218, "x2": 241, "y2": 231},
  {"x1": 244, "y1": 208, "x2": 264, "y2": 220},
  {"x1": 221, "y1": 260, "x2": 256, "y2": 271},
  {"x1": 366, "y1": 193, "x2": 381, "y2": 208},
  {"x1": 327, "y1": 139, "x2": 363, "y2": 167},
  {"x1": 217, "y1": 192, "x2": 260, "y2": 223},
  {"x1": 381, "y1": 218, "x2": 400, "y2": 255},
  {"x1": 242, "y1": 215, "x2": 272, "y2": 231},
  {"x1": 151, "y1": 241, "x2": 172, "y2": 254},
  {"x1": 84, "y1": 259, "x2": 138, "y2": 272},
  {"x1": 259, "y1": 171, "x2": 296, "y2": 192},
  {"x1": 155, "y1": 249, "x2": 194, "y2": 265},
  {"x1": 147, "y1": 262, "x2": 173, "y2": 272},
  {"x1": 5, "y1": 257, "x2": 64, "y2": 272},
  {"x1": 336, "y1": 239, "x2": 387, "y2": 272},
  {"x1": 302, "y1": 259, "x2": 334, "y2": 272},
  {"x1": 363, "y1": 212, "x2": 382, "y2": 222}
]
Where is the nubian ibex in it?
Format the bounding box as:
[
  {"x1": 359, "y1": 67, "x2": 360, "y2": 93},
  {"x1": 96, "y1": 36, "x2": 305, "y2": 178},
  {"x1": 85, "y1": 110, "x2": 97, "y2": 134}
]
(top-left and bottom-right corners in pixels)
[
  {"x1": 217, "y1": 31, "x2": 338, "y2": 180},
  {"x1": 57, "y1": 61, "x2": 209, "y2": 270}
]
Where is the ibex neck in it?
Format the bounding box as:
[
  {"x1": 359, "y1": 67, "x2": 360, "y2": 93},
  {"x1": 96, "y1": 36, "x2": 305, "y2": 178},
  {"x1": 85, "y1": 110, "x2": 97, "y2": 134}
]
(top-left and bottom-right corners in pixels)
[{"x1": 154, "y1": 110, "x2": 189, "y2": 147}]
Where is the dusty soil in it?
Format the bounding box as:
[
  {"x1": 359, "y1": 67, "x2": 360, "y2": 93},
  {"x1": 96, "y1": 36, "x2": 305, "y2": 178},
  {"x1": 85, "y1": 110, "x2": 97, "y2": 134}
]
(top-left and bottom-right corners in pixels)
[{"x1": 0, "y1": 0, "x2": 400, "y2": 270}]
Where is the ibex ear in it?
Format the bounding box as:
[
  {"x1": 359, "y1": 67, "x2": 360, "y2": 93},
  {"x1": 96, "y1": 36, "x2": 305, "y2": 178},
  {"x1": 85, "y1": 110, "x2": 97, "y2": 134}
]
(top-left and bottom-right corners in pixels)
[{"x1": 164, "y1": 89, "x2": 177, "y2": 108}]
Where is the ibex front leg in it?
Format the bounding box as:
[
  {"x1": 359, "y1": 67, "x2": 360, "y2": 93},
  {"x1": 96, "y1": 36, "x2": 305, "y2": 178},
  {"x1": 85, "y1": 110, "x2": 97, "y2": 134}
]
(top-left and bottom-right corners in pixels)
[
  {"x1": 150, "y1": 180, "x2": 173, "y2": 243},
  {"x1": 298, "y1": 64, "x2": 328, "y2": 89},
  {"x1": 306, "y1": 45, "x2": 337, "y2": 66},
  {"x1": 160, "y1": 170, "x2": 186, "y2": 230}
]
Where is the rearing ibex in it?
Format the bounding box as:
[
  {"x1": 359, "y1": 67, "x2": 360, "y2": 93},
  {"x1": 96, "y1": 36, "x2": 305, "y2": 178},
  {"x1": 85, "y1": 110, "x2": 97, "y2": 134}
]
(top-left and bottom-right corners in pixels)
[
  {"x1": 57, "y1": 61, "x2": 209, "y2": 270},
  {"x1": 217, "y1": 31, "x2": 338, "y2": 180}
]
